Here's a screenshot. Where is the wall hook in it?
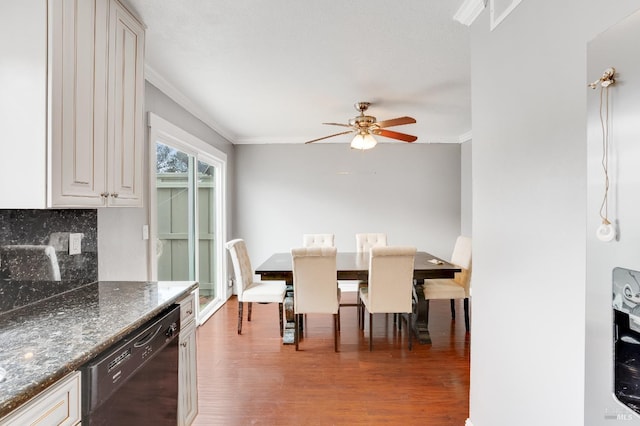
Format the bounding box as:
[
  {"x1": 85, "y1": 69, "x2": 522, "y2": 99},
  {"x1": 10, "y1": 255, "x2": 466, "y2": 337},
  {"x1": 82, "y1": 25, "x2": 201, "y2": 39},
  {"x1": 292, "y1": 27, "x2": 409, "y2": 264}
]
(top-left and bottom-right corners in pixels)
[{"x1": 589, "y1": 67, "x2": 616, "y2": 89}]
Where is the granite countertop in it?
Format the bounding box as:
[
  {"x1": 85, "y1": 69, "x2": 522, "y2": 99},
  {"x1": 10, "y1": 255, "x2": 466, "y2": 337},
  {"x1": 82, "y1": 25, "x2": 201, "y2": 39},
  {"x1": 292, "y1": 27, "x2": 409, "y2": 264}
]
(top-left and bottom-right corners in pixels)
[{"x1": 0, "y1": 280, "x2": 198, "y2": 418}]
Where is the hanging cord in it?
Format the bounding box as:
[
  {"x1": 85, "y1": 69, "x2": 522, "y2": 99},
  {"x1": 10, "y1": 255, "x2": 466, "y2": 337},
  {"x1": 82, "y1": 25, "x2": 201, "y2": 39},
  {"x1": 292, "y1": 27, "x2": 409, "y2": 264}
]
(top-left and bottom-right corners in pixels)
[
  {"x1": 599, "y1": 84, "x2": 610, "y2": 225},
  {"x1": 589, "y1": 67, "x2": 616, "y2": 242}
]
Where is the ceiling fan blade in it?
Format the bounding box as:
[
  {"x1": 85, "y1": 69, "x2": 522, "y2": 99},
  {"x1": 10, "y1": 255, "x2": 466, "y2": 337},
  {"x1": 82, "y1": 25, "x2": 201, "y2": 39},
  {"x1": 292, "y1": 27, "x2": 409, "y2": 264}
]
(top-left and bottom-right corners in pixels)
[
  {"x1": 305, "y1": 130, "x2": 354, "y2": 144},
  {"x1": 322, "y1": 122, "x2": 352, "y2": 128},
  {"x1": 375, "y1": 116, "x2": 416, "y2": 128},
  {"x1": 372, "y1": 129, "x2": 418, "y2": 143}
]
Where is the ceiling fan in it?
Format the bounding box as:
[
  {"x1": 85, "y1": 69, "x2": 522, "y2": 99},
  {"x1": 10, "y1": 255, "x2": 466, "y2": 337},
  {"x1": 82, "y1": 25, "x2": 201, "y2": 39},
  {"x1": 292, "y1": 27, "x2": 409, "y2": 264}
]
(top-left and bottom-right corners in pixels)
[{"x1": 305, "y1": 102, "x2": 418, "y2": 150}]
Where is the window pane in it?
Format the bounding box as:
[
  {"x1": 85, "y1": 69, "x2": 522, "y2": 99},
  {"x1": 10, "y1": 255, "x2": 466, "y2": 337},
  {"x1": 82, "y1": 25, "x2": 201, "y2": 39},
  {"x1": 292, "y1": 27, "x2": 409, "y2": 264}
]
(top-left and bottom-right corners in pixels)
[{"x1": 156, "y1": 143, "x2": 194, "y2": 281}]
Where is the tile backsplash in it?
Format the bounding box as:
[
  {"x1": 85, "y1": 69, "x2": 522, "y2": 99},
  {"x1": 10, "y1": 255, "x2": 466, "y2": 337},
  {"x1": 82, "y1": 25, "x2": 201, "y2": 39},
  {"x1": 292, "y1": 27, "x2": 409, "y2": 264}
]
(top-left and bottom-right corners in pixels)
[{"x1": 0, "y1": 209, "x2": 97, "y2": 282}]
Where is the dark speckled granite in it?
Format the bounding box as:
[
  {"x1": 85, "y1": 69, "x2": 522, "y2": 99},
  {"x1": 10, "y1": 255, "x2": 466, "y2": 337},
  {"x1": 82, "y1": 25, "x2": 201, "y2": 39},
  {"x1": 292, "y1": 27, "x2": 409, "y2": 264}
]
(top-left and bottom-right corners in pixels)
[
  {"x1": 0, "y1": 280, "x2": 198, "y2": 419},
  {"x1": 0, "y1": 209, "x2": 97, "y2": 282},
  {"x1": 0, "y1": 280, "x2": 91, "y2": 313}
]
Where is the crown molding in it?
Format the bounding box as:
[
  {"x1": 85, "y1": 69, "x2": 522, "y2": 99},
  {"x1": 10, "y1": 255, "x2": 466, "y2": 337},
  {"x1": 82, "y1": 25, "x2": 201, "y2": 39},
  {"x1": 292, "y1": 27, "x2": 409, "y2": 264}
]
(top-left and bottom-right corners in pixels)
[
  {"x1": 234, "y1": 135, "x2": 470, "y2": 145},
  {"x1": 458, "y1": 131, "x2": 473, "y2": 143},
  {"x1": 453, "y1": 0, "x2": 486, "y2": 26},
  {"x1": 144, "y1": 65, "x2": 236, "y2": 142}
]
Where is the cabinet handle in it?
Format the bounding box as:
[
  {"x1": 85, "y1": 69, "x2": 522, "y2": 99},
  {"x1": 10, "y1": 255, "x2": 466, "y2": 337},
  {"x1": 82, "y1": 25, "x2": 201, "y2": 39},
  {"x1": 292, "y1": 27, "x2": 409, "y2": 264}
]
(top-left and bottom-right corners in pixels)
[
  {"x1": 110, "y1": 193, "x2": 119, "y2": 198},
  {"x1": 100, "y1": 192, "x2": 109, "y2": 198},
  {"x1": 186, "y1": 310, "x2": 193, "y2": 315},
  {"x1": 181, "y1": 342, "x2": 188, "y2": 347}
]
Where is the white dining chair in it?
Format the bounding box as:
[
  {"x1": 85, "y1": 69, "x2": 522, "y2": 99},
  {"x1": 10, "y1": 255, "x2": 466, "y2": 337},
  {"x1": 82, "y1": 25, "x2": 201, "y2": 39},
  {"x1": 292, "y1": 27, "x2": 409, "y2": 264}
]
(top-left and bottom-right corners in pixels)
[
  {"x1": 302, "y1": 233, "x2": 335, "y2": 248},
  {"x1": 355, "y1": 233, "x2": 388, "y2": 326},
  {"x1": 226, "y1": 239, "x2": 286, "y2": 336},
  {"x1": 355, "y1": 233, "x2": 387, "y2": 253},
  {"x1": 291, "y1": 246, "x2": 340, "y2": 351},
  {"x1": 359, "y1": 246, "x2": 416, "y2": 351},
  {"x1": 422, "y1": 236, "x2": 472, "y2": 332}
]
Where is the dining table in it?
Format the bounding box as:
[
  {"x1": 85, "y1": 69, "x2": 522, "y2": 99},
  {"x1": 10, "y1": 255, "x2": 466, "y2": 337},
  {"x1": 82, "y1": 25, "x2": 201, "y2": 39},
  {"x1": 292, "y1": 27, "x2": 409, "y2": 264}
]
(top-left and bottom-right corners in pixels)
[{"x1": 255, "y1": 251, "x2": 461, "y2": 345}]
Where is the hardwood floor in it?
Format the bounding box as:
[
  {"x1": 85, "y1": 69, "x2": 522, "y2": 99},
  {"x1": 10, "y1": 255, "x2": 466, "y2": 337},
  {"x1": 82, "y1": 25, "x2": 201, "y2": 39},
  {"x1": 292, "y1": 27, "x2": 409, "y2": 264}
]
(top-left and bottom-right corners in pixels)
[{"x1": 193, "y1": 292, "x2": 470, "y2": 425}]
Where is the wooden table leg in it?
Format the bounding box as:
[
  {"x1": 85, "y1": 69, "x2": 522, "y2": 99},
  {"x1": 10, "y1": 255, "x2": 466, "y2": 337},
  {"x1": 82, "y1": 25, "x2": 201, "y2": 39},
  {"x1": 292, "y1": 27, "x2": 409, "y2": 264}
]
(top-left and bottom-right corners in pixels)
[
  {"x1": 283, "y1": 281, "x2": 295, "y2": 344},
  {"x1": 413, "y1": 279, "x2": 432, "y2": 345}
]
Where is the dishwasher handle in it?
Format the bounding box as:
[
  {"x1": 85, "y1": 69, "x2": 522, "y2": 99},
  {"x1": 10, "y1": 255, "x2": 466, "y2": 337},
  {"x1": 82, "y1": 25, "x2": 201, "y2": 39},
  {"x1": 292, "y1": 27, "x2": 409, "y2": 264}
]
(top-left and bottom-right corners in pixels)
[{"x1": 133, "y1": 324, "x2": 163, "y2": 348}]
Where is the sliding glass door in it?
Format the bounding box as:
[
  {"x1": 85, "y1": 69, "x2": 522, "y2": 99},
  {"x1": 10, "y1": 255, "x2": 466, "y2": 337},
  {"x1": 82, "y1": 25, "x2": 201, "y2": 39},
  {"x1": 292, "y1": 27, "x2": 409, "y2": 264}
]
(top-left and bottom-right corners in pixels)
[
  {"x1": 196, "y1": 157, "x2": 218, "y2": 310},
  {"x1": 156, "y1": 143, "x2": 195, "y2": 282},
  {"x1": 149, "y1": 114, "x2": 227, "y2": 324}
]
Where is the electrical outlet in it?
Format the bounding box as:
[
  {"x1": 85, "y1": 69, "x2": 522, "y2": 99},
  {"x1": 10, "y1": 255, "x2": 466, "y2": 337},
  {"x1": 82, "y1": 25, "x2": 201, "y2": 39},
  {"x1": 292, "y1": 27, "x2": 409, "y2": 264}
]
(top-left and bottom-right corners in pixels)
[{"x1": 69, "y1": 233, "x2": 82, "y2": 255}]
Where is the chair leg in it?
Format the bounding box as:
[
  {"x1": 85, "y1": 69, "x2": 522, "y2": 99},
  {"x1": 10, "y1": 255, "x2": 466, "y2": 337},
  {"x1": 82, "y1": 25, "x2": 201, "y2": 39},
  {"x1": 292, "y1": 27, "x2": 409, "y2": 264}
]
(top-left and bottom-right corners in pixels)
[
  {"x1": 369, "y1": 313, "x2": 373, "y2": 352},
  {"x1": 247, "y1": 302, "x2": 253, "y2": 321},
  {"x1": 334, "y1": 313, "x2": 339, "y2": 352},
  {"x1": 337, "y1": 307, "x2": 341, "y2": 332},
  {"x1": 295, "y1": 314, "x2": 300, "y2": 351},
  {"x1": 237, "y1": 301, "x2": 243, "y2": 335},
  {"x1": 357, "y1": 292, "x2": 360, "y2": 329},
  {"x1": 425, "y1": 299, "x2": 430, "y2": 329},
  {"x1": 397, "y1": 313, "x2": 401, "y2": 330},
  {"x1": 408, "y1": 312, "x2": 413, "y2": 351},
  {"x1": 464, "y1": 298, "x2": 470, "y2": 332},
  {"x1": 279, "y1": 302, "x2": 284, "y2": 337},
  {"x1": 450, "y1": 299, "x2": 456, "y2": 320}
]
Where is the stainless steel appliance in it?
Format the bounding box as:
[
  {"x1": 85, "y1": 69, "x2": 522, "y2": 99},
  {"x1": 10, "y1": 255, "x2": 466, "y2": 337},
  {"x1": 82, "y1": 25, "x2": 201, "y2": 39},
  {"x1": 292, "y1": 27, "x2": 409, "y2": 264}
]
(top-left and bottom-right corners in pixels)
[
  {"x1": 613, "y1": 267, "x2": 640, "y2": 415},
  {"x1": 81, "y1": 304, "x2": 180, "y2": 425}
]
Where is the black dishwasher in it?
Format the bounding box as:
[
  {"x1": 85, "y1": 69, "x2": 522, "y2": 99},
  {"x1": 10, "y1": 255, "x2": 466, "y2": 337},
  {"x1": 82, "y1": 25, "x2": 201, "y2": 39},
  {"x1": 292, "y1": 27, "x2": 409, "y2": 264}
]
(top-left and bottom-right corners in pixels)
[{"x1": 81, "y1": 304, "x2": 180, "y2": 425}]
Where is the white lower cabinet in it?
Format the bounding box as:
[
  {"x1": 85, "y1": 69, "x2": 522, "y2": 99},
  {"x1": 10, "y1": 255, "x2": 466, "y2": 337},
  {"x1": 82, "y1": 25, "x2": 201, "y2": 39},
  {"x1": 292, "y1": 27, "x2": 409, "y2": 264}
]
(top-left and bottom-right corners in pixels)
[
  {"x1": 179, "y1": 293, "x2": 198, "y2": 426},
  {"x1": 0, "y1": 372, "x2": 81, "y2": 426}
]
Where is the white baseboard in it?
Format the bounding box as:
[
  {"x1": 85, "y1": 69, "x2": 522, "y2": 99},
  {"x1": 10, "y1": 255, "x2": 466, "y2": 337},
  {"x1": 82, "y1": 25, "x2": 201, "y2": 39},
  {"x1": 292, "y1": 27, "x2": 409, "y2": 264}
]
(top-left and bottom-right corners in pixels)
[{"x1": 465, "y1": 419, "x2": 474, "y2": 426}]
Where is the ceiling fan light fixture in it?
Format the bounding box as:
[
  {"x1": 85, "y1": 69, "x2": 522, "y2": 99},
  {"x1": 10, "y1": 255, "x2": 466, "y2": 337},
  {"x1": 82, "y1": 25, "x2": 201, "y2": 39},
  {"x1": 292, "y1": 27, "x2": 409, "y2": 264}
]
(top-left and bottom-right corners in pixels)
[
  {"x1": 304, "y1": 101, "x2": 416, "y2": 146},
  {"x1": 351, "y1": 132, "x2": 377, "y2": 150}
]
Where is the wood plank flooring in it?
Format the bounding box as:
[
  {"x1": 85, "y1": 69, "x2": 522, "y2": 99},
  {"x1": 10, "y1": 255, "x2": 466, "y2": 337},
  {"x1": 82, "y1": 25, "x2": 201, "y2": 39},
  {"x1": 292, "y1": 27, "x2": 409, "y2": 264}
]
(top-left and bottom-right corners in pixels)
[{"x1": 193, "y1": 292, "x2": 470, "y2": 425}]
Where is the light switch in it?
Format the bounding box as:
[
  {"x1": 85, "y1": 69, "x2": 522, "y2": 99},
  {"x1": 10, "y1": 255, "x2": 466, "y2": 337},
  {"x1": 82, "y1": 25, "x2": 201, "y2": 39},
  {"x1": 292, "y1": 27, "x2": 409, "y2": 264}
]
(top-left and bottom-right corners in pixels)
[
  {"x1": 142, "y1": 225, "x2": 149, "y2": 240},
  {"x1": 69, "y1": 233, "x2": 82, "y2": 255}
]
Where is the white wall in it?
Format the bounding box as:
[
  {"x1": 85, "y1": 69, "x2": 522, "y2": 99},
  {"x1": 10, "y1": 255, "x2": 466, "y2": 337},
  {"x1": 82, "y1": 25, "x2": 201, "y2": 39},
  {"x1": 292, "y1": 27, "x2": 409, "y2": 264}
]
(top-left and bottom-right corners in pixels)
[
  {"x1": 469, "y1": 1, "x2": 640, "y2": 425},
  {"x1": 234, "y1": 143, "x2": 461, "y2": 266},
  {"x1": 98, "y1": 81, "x2": 235, "y2": 280},
  {"x1": 461, "y1": 140, "x2": 472, "y2": 236},
  {"x1": 586, "y1": 10, "x2": 640, "y2": 424}
]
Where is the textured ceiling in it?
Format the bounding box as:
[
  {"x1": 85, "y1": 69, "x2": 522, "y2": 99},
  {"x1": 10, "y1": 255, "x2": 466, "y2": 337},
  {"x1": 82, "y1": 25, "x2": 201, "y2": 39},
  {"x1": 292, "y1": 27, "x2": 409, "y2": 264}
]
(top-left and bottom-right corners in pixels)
[{"x1": 126, "y1": 0, "x2": 471, "y2": 145}]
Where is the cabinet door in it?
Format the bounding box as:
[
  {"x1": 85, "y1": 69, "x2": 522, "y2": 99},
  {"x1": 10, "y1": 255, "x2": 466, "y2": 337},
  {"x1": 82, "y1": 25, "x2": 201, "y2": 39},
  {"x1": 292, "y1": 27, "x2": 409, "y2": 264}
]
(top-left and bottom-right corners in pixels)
[
  {"x1": 107, "y1": 0, "x2": 144, "y2": 207},
  {"x1": 49, "y1": 0, "x2": 108, "y2": 207},
  {"x1": 0, "y1": 372, "x2": 81, "y2": 426},
  {"x1": 178, "y1": 320, "x2": 198, "y2": 426},
  {"x1": 0, "y1": 1, "x2": 48, "y2": 208}
]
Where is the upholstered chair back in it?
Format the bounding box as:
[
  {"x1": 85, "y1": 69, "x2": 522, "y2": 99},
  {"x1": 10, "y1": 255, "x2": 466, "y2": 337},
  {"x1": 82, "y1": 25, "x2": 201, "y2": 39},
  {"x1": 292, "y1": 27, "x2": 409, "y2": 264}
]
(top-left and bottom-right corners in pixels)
[
  {"x1": 291, "y1": 247, "x2": 338, "y2": 314},
  {"x1": 450, "y1": 236, "x2": 472, "y2": 296},
  {"x1": 355, "y1": 233, "x2": 387, "y2": 253},
  {"x1": 225, "y1": 239, "x2": 254, "y2": 299},
  {"x1": 302, "y1": 233, "x2": 335, "y2": 248},
  {"x1": 367, "y1": 246, "x2": 416, "y2": 313}
]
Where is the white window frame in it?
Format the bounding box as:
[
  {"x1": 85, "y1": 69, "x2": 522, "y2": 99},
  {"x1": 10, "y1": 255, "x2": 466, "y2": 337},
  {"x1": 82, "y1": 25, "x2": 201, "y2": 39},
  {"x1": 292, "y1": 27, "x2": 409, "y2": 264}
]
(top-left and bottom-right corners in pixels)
[{"x1": 148, "y1": 112, "x2": 228, "y2": 324}]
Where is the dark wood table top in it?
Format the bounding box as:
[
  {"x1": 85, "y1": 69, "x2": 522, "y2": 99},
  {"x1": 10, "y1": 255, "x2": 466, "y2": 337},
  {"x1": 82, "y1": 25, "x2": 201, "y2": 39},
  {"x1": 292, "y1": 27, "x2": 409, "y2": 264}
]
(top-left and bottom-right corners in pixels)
[{"x1": 255, "y1": 251, "x2": 460, "y2": 282}]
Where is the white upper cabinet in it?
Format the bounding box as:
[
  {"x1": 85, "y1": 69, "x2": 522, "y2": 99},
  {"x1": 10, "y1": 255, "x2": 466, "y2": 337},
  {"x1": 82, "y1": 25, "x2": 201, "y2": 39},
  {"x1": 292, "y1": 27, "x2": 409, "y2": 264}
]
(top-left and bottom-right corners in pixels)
[
  {"x1": 0, "y1": 2, "x2": 48, "y2": 208},
  {"x1": 49, "y1": 0, "x2": 108, "y2": 207},
  {"x1": 106, "y1": 0, "x2": 145, "y2": 207},
  {"x1": 0, "y1": 0, "x2": 144, "y2": 208}
]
